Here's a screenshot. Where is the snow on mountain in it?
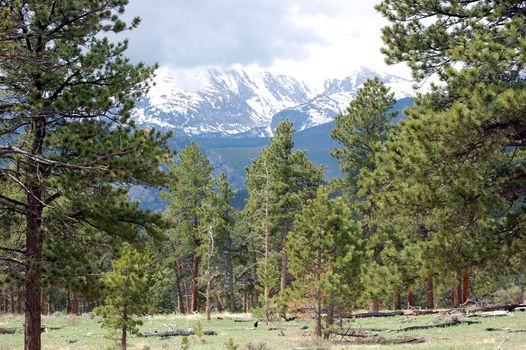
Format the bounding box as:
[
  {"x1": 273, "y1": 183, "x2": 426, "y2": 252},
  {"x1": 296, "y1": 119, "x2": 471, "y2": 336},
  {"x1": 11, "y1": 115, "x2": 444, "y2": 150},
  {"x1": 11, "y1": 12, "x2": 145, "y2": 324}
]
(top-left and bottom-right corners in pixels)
[
  {"x1": 133, "y1": 66, "x2": 413, "y2": 137},
  {"x1": 271, "y1": 67, "x2": 413, "y2": 132},
  {"x1": 133, "y1": 66, "x2": 315, "y2": 136}
]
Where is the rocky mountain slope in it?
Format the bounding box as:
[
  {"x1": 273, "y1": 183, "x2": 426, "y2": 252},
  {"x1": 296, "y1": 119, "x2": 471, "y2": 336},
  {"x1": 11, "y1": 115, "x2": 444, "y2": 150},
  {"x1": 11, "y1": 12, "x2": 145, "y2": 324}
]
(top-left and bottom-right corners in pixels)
[{"x1": 133, "y1": 66, "x2": 413, "y2": 137}]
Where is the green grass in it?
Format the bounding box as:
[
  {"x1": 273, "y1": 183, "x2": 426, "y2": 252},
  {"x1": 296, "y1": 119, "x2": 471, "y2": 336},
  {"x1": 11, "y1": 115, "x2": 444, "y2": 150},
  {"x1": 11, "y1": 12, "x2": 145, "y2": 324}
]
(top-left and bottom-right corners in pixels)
[{"x1": 0, "y1": 311, "x2": 525, "y2": 349}]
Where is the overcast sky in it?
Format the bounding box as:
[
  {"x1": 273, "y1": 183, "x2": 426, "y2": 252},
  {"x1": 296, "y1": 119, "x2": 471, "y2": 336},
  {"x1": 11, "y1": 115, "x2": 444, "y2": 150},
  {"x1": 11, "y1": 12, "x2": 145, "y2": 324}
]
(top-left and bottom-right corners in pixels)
[{"x1": 122, "y1": 0, "x2": 410, "y2": 87}]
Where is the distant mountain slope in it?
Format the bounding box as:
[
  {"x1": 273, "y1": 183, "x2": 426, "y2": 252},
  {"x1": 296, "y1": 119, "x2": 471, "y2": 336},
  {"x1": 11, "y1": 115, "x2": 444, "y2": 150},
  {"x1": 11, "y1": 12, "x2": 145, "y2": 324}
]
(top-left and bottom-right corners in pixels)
[
  {"x1": 271, "y1": 67, "x2": 413, "y2": 132},
  {"x1": 134, "y1": 67, "x2": 315, "y2": 136},
  {"x1": 133, "y1": 66, "x2": 413, "y2": 137}
]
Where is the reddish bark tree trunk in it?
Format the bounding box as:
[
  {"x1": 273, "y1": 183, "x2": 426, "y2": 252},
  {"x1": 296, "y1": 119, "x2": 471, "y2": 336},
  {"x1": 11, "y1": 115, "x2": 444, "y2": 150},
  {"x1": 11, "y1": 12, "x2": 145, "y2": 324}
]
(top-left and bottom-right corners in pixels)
[
  {"x1": 462, "y1": 266, "x2": 470, "y2": 304},
  {"x1": 452, "y1": 283, "x2": 461, "y2": 308},
  {"x1": 427, "y1": 277, "x2": 434, "y2": 309},
  {"x1": 191, "y1": 253, "x2": 199, "y2": 312},
  {"x1": 407, "y1": 288, "x2": 414, "y2": 308}
]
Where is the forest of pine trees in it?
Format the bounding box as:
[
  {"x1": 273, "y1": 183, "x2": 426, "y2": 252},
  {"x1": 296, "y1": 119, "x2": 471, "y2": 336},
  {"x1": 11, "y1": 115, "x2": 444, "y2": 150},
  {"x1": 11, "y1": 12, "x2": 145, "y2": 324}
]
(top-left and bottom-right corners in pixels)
[{"x1": 0, "y1": 0, "x2": 525, "y2": 349}]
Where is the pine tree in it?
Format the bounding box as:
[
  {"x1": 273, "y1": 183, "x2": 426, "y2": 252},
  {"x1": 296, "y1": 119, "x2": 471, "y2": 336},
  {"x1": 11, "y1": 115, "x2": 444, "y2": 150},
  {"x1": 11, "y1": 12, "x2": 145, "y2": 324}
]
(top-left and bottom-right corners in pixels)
[
  {"x1": 162, "y1": 142, "x2": 215, "y2": 313},
  {"x1": 369, "y1": 0, "x2": 526, "y2": 301},
  {"x1": 243, "y1": 120, "x2": 323, "y2": 317},
  {"x1": 331, "y1": 77, "x2": 397, "y2": 197},
  {"x1": 95, "y1": 243, "x2": 153, "y2": 350},
  {"x1": 0, "y1": 2, "x2": 170, "y2": 348},
  {"x1": 287, "y1": 187, "x2": 362, "y2": 337},
  {"x1": 331, "y1": 78, "x2": 398, "y2": 310}
]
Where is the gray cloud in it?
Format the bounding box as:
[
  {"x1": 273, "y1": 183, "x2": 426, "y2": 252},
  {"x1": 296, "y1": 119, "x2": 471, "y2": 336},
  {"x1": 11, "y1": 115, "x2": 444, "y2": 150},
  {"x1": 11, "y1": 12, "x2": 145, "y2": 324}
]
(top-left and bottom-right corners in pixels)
[{"x1": 120, "y1": 0, "x2": 337, "y2": 68}]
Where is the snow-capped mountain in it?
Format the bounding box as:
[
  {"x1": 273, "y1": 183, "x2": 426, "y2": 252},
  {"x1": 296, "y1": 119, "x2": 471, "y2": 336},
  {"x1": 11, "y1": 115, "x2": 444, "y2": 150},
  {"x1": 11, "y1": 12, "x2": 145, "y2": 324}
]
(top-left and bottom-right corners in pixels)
[
  {"x1": 134, "y1": 67, "x2": 315, "y2": 136},
  {"x1": 133, "y1": 66, "x2": 413, "y2": 137},
  {"x1": 271, "y1": 67, "x2": 413, "y2": 131}
]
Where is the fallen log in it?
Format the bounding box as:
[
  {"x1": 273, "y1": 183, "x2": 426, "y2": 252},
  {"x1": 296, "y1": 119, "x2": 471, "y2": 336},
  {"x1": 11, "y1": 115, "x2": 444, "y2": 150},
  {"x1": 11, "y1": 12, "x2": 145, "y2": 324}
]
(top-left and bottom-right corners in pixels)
[
  {"x1": 485, "y1": 327, "x2": 526, "y2": 333},
  {"x1": 142, "y1": 329, "x2": 217, "y2": 337},
  {"x1": 350, "y1": 311, "x2": 404, "y2": 318},
  {"x1": 331, "y1": 329, "x2": 380, "y2": 338},
  {"x1": 471, "y1": 310, "x2": 511, "y2": 318},
  {"x1": 0, "y1": 327, "x2": 17, "y2": 334},
  {"x1": 394, "y1": 319, "x2": 479, "y2": 332},
  {"x1": 384, "y1": 336, "x2": 425, "y2": 344},
  {"x1": 464, "y1": 303, "x2": 526, "y2": 313}
]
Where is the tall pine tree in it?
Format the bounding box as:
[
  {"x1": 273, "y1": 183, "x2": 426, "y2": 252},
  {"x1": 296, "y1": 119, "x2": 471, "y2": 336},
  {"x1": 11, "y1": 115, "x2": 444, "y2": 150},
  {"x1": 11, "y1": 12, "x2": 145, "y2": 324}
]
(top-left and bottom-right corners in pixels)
[{"x1": 0, "y1": 2, "x2": 170, "y2": 349}]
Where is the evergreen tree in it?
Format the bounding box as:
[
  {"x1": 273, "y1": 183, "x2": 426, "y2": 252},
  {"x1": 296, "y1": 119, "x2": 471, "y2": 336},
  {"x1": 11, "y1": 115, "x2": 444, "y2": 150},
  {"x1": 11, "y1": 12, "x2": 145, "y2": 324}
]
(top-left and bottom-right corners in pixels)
[
  {"x1": 162, "y1": 142, "x2": 215, "y2": 313},
  {"x1": 287, "y1": 187, "x2": 362, "y2": 337},
  {"x1": 95, "y1": 243, "x2": 153, "y2": 350},
  {"x1": 370, "y1": 0, "x2": 526, "y2": 301},
  {"x1": 0, "y1": 2, "x2": 170, "y2": 348},
  {"x1": 243, "y1": 120, "x2": 323, "y2": 318},
  {"x1": 331, "y1": 77, "x2": 397, "y2": 197},
  {"x1": 331, "y1": 79, "x2": 398, "y2": 310},
  {"x1": 215, "y1": 173, "x2": 238, "y2": 313}
]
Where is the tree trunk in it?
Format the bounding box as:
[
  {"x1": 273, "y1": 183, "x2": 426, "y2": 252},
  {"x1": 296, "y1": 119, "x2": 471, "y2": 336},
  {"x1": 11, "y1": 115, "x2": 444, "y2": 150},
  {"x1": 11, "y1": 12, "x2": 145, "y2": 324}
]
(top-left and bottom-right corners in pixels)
[
  {"x1": 407, "y1": 288, "x2": 414, "y2": 308},
  {"x1": 25, "y1": 187, "x2": 43, "y2": 350},
  {"x1": 462, "y1": 266, "x2": 470, "y2": 304},
  {"x1": 175, "y1": 263, "x2": 185, "y2": 314},
  {"x1": 121, "y1": 320, "x2": 127, "y2": 350},
  {"x1": 315, "y1": 288, "x2": 322, "y2": 338},
  {"x1": 427, "y1": 277, "x2": 434, "y2": 309},
  {"x1": 16, "y1": 288, "x2": 23, "y2": 314},
  {"x1": 452, "y1": 283, "x2": 461, "y2": 308},
  {"x1": 395, "y1": 292, "x2": 401, "y2": 310},
  {"x1": 183, "y1": 276, "x2": 191, "y2": 314},
  {"x1": 242, "y1": 290, "x2": 247, "y2": 313},
  {"x1": 226, "y1": 237, "x2": 235, "y2": 313},
  {"x1": 324, "y1": 300, "x2": 334, "y2": 340},
  {"x1": 191, "y1": 253, "x2": 199, "y2": 312},
  {"x1": 205, "y1": 282, "x2": 211, "y2": 321},
  {"x1": 215, "y1": 293, "x2": 223, "y2": 313},
  {"x1": 371, "y1": 300, "x2": 380, "y2": 312},
  {"x1": 280, "y1": 253, "x2": 288, "y2": 292}
]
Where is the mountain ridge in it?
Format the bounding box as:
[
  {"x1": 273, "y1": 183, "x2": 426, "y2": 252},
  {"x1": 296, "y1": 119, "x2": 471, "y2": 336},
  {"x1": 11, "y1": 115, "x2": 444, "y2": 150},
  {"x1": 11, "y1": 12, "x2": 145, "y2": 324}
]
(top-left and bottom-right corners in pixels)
[{"x1": 133, "y1": 66, "x2": 413, "y2": 137}]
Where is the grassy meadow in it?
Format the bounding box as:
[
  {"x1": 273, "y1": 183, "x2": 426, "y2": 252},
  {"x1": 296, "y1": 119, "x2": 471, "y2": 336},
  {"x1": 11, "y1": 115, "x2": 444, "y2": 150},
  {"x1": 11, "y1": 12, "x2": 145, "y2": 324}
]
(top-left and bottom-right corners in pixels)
[{"x1": 0, "y1": 311, "x2": 525, "y2": 350}]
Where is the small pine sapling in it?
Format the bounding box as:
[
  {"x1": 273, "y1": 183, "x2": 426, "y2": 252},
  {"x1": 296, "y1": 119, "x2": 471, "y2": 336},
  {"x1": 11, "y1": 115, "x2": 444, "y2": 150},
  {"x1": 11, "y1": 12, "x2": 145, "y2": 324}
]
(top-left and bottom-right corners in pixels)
[{"x1": 95, "y1": 243, "x2": 153, "y2": 350}]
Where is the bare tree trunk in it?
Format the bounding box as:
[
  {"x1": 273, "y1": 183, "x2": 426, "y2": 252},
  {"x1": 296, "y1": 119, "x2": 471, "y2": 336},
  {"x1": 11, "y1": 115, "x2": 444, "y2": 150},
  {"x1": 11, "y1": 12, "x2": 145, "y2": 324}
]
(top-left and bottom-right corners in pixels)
[
  {"x1": 121, "y1": 310, "x2": 127, "y2": 350},
  {"x1": 191, "y1": 253, "x2": 199, "y2": 312},
  {"x1": 315, "y1": 288, "x2": 322, "y2": 338},
  {"x1": 182, "y1": 273, "x2": 191, "y2": 314},
  {"x1": 324, "y1": 299, "x2": 334, "y2": 340},
  {"x1": 215, "y1": 293, "x2": 223, "y2": 313},
  {"x1": 427, "y1": 277, "x2": 434, "y2": 309},
  {"x1": 205, "y1": 280, "x2": 211, "y2": 320},
  {"x1": 280, "y1": 254, "x2": 288, "y2": 292},
  {"x1": 407, "y1": 288, "x2": 414, "y2": 308},
  {"x1": 452, "y1": 283, "x2": 461, "y2": 308},
  {"x1": 16, "y1": 288, "x2": 23, "y2": 314},
  {"x1": 395, "y1": 292, "x2": 401, "y2": 310},
  {"x1": 175, "y1": 263, "x2": 185, "y2": 314},
  {"x1": 371, "y1": 300, "x2": 380, "y2": 312},
  {"x1": 462, "y1": 266, "x2": 470, "y2": 304},
  {"x1": 243, "y1": 290, "x2": 248, "y2": 313},
  {"x1": 25, "y1": 185, "x2": 43, "y2": 350},
  {"x1": 226, "y1": 237, "x2": 235, "y2": 312}
]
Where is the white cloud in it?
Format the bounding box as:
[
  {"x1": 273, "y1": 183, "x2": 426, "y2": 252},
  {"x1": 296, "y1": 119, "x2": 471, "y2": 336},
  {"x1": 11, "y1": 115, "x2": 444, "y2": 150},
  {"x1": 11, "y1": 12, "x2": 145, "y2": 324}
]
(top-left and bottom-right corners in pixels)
[{"x1": 120, "y1": 0, "x2": 411, "y2": 84}]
